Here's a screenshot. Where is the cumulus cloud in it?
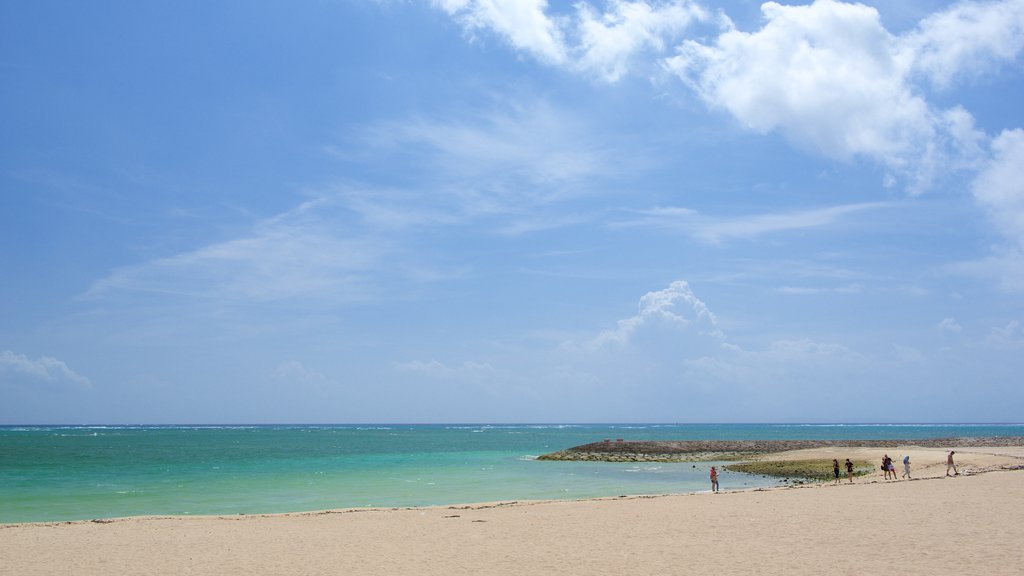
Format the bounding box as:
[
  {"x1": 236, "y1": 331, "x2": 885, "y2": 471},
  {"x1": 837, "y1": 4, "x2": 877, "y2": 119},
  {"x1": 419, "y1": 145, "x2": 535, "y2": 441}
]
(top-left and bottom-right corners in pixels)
[
  {"x1": 937, "y1": 317, "x2": 963, "y2": 332},
  {"x1": 664, "y1": 0, "x2": 994, "y2": 192},
  {"x1": 575, "y1": 0, "x2": 710, "y2": 81},
  {"x1": 0, "y1": 350, "x2": 92, "y2": 390},
  {"x1": 591, "y1": 279, "x2": 724, "y2": 347},
  {"x1": 903, "y1": 0, "x2": 1024, "y2": 89},
  {"x1": 662, "y1": 0, "x2": 1023, "y2": 191},
  {"x1": 435, "y1": 1, "x2": 1024, "y2": 194},
  {"x1": 434, "y1": 0, "x2": 712, "y2": 80},
  {"x1": 435, "y1": 0, "x2": 569, "y2": 65}
]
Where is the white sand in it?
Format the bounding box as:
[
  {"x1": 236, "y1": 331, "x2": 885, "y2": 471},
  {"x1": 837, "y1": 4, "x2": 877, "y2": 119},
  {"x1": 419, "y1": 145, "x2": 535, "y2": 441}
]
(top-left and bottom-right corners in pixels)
[{"x1": 3, "y1": 446, "x2": 1022, "y2": 576}]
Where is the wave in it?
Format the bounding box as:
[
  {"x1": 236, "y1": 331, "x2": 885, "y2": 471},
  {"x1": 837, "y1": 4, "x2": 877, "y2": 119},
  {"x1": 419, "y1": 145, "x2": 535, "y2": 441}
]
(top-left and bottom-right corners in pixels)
[{"x1": 767, "y1": 423, "x2": 1024, "y2": 428}]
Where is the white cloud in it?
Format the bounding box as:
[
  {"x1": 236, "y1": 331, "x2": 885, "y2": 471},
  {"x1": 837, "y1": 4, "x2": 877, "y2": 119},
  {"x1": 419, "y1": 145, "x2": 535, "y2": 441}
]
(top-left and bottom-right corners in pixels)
[
  {"x1": 937, "y1": 317, "x2": 963, "y2": 332},
  {"x1": 351, "y1": 100, "x2": 619, "y2": 208},
  {"x1": 987, "y1": 320, "x2": 1024, "y2": 347},
  {"x1": 0, "y1": 350, "x2": 92, "y2": 390},
  {"x1": 664, "y1": 0, "x2": 989, "y2": 192},
  {"x1": 271, "y1": 360, "x2": 334, "y2": 394},
  {"x1": 680, "y1": 337, "x2": 867, "y2": 396},
  {"x1": 973, "y1": 129, "x2": 1024, "y2": 243},
  {"x1": 591, "y1": 279, "x2": 724, "y2": 347},
  {"x1": 613, "y1": 202, "x2": 890, "y2": 243},
  {"x1": 434, "y1": 0, "x2": 711, "y2": 81},
  {"x1": 83, "y1": 196, "x2": 387, "y2": 305},
  {"x1": 394, "y1": 359, "x2": 495, "y2": 376},
  {"x1": 575, "y1": 0, "x2": 710, "y2": 81},
  {"x1": 970, "y1": 129, "x2": 1024, "y2": 290},
  {"x1": 274, "y1": 361, "x2": 328, "y2": 383},
  {"x1": 496, "y1": 213, "x2": 594, "y2": 236},
  {"x1": 892, "y1": 343, "x2": 927, "y2": 365},
  {"x1": 433, "y1": 0, "x2": 569, "y2": 65},
  {"x1": 779, "y1": 283, "x2": 864, "y2": 295},
  {"x1": 902, "y1": 0, "x2": 1024, "y2": 89},
  {"x1": 435, "y1": 1, "x2": 1018, "y2": 195}
]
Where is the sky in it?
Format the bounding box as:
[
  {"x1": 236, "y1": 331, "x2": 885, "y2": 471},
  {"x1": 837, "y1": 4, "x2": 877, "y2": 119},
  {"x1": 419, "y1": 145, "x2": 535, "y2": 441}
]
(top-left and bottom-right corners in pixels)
[{"x1": 2, "y1": 0, "x2": 1023, "y2": 424}]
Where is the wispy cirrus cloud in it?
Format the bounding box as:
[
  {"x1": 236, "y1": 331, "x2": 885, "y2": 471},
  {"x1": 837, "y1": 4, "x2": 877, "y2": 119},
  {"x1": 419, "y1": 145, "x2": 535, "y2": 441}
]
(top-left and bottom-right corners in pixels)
[
  {"x1": 344, "y1": 100, "x2": 621, "y2": 205},
  {"x1": 778, "y1": 284, "x2": 864, "y2": 295},
  {"x1": 81, "y1": 196, "x2": 389, "y2": 306},
  {"x1": 327, "y1": 98, "x2": 637, "y2": 239},
  {"x1": 611, "y1": 201, "x2": 891, "y2": 244},
  {"x1": 80, "y1": 95, "x2": 639, "y2": 325}
]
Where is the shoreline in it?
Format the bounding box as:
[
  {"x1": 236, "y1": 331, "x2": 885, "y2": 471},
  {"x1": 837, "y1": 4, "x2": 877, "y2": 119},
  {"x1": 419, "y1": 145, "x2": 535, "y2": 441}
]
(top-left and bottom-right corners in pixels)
[
  {"x1": 6, "y1": 442, "x2": 1023, "y2": 529},
  {"x1": 3, "y1": 445, "x2": 1023, "y2": 575}
]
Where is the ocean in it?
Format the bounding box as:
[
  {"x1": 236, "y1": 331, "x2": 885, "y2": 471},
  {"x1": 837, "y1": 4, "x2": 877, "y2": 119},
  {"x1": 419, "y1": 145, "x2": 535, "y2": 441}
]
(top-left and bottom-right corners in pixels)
[{"x1": 2, "y1": 423, "x2": 1021, "y2": 523}]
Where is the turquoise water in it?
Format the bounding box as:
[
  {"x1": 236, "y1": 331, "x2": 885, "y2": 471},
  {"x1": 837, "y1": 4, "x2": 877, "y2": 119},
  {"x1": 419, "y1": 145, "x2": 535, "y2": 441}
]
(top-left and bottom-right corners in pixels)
[{"x1": 1, "y1": 423, "x2": 1020, "y2": 523}]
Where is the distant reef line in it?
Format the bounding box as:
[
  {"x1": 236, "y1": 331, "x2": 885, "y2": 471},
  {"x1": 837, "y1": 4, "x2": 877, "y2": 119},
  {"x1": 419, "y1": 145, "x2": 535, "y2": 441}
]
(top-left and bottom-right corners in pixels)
[{"x1": 536, "y1": 437, "x2": 1024, "y2": 463}]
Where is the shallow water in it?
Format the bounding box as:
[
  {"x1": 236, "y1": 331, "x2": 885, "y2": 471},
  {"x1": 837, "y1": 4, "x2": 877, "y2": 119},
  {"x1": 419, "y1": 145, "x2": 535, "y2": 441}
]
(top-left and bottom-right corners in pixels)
[{"x1": 2, "y1": 423, "x2": 1020, "y2": 523}]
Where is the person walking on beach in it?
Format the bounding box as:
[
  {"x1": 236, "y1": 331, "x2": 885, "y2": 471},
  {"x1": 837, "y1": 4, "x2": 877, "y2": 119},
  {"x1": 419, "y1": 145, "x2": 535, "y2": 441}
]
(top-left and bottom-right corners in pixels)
[
  {"x1": 710, "y1": 466, "x2": 719, "y2": 492},
  {"x1": 882, "y1": 455, "x2": 896, "y2": 480},
  {"x1": 845, "y1": 458, "x2": 854, "y2": 483},
  {"x1": 832, "y1": 459, "x2": 841, "y2": 484},
  {"x1": 947, "y1": 451, "x2": 959, "y2": 476},
  {"x1": 902, "y1": 455, "x2": 911, "y2": 479}
]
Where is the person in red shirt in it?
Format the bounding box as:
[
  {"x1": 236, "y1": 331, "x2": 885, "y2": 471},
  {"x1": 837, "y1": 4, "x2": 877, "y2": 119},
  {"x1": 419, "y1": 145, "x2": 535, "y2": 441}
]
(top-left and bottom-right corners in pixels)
[{"x1": 710, "y1": 466, "x2": 719, "y2": 492}]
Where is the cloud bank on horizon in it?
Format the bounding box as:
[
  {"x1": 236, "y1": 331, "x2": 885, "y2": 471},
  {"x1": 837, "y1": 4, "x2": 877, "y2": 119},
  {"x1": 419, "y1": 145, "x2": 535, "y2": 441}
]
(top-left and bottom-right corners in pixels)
[{"x1": 1, "y1": 0, "x2": 1022, "y2": 423}]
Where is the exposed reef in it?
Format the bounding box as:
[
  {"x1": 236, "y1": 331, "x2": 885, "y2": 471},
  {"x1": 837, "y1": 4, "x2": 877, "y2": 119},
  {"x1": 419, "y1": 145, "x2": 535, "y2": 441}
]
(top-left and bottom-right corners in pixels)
[{"x1": 536, "y1": 437, "x2": 1024, "y2": 463}]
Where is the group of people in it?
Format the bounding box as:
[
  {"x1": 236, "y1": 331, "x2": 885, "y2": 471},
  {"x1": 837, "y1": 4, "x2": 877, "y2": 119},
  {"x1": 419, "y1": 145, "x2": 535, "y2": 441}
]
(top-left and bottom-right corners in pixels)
[
  {"x1": 711, "y1": 450, "x2": 961, "y2": 492},
  {"x1": 831, "y1": 458, "x2": 857, "y2": 483},
  {"x1": 878, "y1": 454, "x2": 912, "y2": 480},
  {"x1": 831, "y1": 450, "x2": 960, "y2": 484}
]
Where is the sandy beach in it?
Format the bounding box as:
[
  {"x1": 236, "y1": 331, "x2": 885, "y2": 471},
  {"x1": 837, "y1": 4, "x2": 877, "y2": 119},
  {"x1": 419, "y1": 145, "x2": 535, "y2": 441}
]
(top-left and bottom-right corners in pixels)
[{"x1": 3, "y1": 446, "x2": 1022, "y2": 576}]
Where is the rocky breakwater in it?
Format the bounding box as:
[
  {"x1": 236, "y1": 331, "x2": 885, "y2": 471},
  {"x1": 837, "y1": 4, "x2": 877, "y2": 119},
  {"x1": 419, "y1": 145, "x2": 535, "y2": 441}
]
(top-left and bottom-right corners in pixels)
[{"x1": 536, "y1": 437, "x2": 1024, "y2": 463}]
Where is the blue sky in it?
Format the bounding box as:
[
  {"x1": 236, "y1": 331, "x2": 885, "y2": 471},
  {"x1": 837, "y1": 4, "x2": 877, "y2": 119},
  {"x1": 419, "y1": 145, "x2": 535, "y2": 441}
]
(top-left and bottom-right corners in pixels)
[{"x1": 2, "y1": 0, "x2": 1023, "y2": 424}]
